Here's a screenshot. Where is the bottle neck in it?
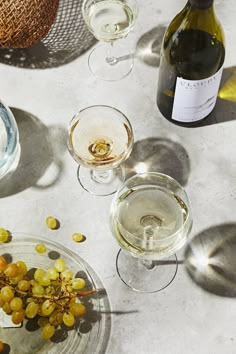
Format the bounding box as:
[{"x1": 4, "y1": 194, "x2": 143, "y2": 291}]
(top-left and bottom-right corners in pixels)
[{"x1": 188, "y1": 0, "x2": 213, "y2": 9}]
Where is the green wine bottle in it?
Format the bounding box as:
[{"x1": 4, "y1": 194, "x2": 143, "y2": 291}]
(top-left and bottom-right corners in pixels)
[{"x1": 156, "y1": 0, "x2": 225, "y2": 125}]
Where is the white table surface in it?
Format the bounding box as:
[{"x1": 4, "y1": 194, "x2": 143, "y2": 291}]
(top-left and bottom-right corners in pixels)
[{"x1": 1, "y1": 0, "x2": 236, "y2": 353}]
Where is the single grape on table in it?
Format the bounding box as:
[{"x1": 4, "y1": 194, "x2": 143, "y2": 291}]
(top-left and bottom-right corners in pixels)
[
  {"x1": 46, "y1": 216, "x2": 59, "y2": 230},
  {"x1": 72, "y1": 233, "x2": 85, "y2": 243}
]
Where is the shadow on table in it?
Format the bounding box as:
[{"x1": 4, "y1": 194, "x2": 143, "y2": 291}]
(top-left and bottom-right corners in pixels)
[
  {"x1": 0, "y1": 0, "x2": 96, "y2": 69},
  {"x1": 78, "y1": 260, "x2": 112, "y2": 354},
  {"x1": 123, "y1": 137, "x2": 191, "y2": 187},
  {"x1": 0, "y1": 108, "x2": 66, "y2": 197},
  {"x1": 0, "y1": 344, "x2": 10, "y2": 354},
  {"x1": 135, "y1": 24, "x2": 166, "y2": 67},
  {"x1": 185, "y1": 223, "x2": 236, "y2": 297}
]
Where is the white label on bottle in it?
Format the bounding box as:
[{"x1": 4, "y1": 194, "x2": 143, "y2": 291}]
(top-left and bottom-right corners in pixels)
[{"x1": 172, "y1": 66, "x2": 223, "y2": 122}]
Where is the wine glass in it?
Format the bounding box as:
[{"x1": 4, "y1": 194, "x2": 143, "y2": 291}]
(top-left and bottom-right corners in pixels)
[
  {"x1": 82, "y1": 0, "x2": 139, "y2": 81},
  {"x1": 110, "y1": 172, "x2": 193, "y2": 292},
  {"x1": 67, "y1": 105, "x2": 134, "y2": 196}
]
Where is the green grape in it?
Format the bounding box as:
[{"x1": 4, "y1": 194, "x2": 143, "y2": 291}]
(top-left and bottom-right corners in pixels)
[
  {"x1": 69, "y1": 297, "x2": 76, "y2": 304},
  {"x1": 2, "y1": 302, "x2": 12, "y2": 314},
  {"x1": 61, "y1": 283, "x2": 73, "y2": 293},
  {"x1": 0, "y1": 256, "x2": 7, "y2": 271},
  {"x1": 69, "y1": 302, "x2": 86, "y2": 317},
  {"x1": 38, "y1": 274, "x2": 51, "y2": 287},
  {"x1": 35, "y1": 243, "x2": 47, "y2": 254},
  {"x1": 10, "y1": 272, "x2": 24, "y2": 285},
  {"x1": 66, "y1": 285, "x2": 73, "y2": 293},
  {"x1": 47, "y1": 268, "x2": 59, "y2": 280},
  {"x1": 4, "y1": 263, "x2": 18, "y2": 277},
  {"x1": 45, "y1": 286, "x2": 55, "y2": 296},
  {"x1": 18, "y1": 279, "x2": 31, "y2": 291},
  {"x1": 0, "y1": 228, "x2": 9, "y2": 243},
  {"x1": 10, "y1": 297, "x2": 23, "y2": 311},
  {"x1": 54, "y1": 259, "x2": 66, "y2": 273},
  {"x1": 11, "y1": 309, "x2": 25, "y2": 324},
  {"x1": 30, "y1": 280, "x2": 38, "y2": 287},
  {"x1": 32, "y1": 285, "x2": 45, "y2": 296},
  {"x1": 41, "y1": 323, "x2": 56, "y2": 339},
  {"x1": 62, "y1": 312, "x2": 75, "y2": 327},
  {"x1": 26, "y1": 297, "x2": 35, "y2": 304},
  {"x1": 1, "y1": 286, "x2": 14, "y2": 302},
  {"x1": 34, "y1": 268, "x2": 46, "y2": 281},
  {"x1": 41, "y1": 300, "x2": 56, "y2": 316},
  {"x1": 26, "y1": 302, "x2": 39, "y2": 318},
  {"x1": 49, "y1": 310, "x2": 63, "y2": 326},
  {"x1": 72, "y1": 232, "x2": 85, "y2": 243},
  {"x1": 72, "y1": 278, "x2": 86, "y2": 290},
  {"x1": 60, "y1": 270, "x2": 73, "y2": 282},
  {"x1": 46, "y1": 216, "x2": 59, "y2": 230},
  {"x1": 16, "y1": 261, "x2": 28, "y2": 275}
]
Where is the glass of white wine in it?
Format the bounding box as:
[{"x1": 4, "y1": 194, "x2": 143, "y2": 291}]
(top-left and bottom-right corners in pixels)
[
  {"x1": 82, "y1": 0, "x2": 139, "y2": 81},
  {"x1": 67, "y1": 105, "x2": 134, "y2": 196},
  {"x1": 110, "y1": 172, "x2": 193, "y2": 292}
]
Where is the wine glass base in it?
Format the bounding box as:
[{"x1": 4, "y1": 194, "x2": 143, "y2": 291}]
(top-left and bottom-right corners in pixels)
[
  {"x1": 116, "y1": 249, "x2": 178, "y2": 293},
  {"x1": 77, "y1": 165, "x2": 125, "y2": 196},
  {"x1": 88, "y1": 43, "x2": 134, "y2": 81}
]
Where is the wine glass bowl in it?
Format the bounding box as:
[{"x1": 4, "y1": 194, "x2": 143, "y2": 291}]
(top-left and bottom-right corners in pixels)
[
  {"x1": 82, "y1": 0, "x2": 138, "y2": 42},
  {"x1": 110, "y1": 172, "x2": 193, "y2": 292},
  {"x1": 82, "y1": 0, "x2": 139, "y2": 80},
  {"x1": 67, "y1": 105, "x2": 134, "y2": 196}
]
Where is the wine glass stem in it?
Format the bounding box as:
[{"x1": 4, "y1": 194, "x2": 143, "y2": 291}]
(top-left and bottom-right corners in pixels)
[
  {"x1": 90, "y1": 169, "x2": 113, "y2": 184},
  {"x1": 106, "y1": 42, "x2": 117, "y2": 66},
  {"x1": 141, "y1": 259, "x2": 156, "y2": 270}
]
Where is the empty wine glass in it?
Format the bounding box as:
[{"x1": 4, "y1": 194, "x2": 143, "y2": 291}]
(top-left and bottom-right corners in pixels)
[
  {"x1": 110, "y1": 172, "x2": 193, "y2": 292},
  {"x1": 67, "y1": 105, "x2": 134, "y2": 196},
  {"x1": 82, "y1": 0, "x2": 139, "y2": 81}
]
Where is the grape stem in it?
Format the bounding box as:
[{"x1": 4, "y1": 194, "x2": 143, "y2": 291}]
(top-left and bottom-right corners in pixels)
[
  {"x1": 0, "y1": 276, "x2": 97, "y2": 300},
  {"x1": 0, "y1": 268, "x2": 97, "y2": 321},
  {"x1": 76, "y1": 289, "x2": 97, "y2": 297}
]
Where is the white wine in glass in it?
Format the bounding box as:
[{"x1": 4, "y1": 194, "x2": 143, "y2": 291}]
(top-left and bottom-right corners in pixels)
[
  {"x1": 67, "y1": 105, "x2": 133, "y2": 196},
  {"x1": 110, "y1": 172, "x2": 193, "y2": 292},
  {"x1": 82, "y1": 0, "x2": 139, "y2": 81}
]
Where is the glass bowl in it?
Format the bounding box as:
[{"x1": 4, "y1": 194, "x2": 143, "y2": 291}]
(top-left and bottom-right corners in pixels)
[
  {"x1": 0, "y1": 100, "x2": 19, "y2": 179},
  {"x1": 0, "y1": 233, "x2": 110, "y2": 354}
]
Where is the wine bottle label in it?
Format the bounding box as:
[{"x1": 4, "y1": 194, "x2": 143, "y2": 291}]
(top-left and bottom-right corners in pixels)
[{"x1": 172, "y1": 66, "x2": 223, "y2": 122}]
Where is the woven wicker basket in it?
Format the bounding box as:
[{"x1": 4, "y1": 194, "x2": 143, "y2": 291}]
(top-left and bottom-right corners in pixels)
[{"x1": 0, "y1": 0, "x2": 59, "y2": 48}]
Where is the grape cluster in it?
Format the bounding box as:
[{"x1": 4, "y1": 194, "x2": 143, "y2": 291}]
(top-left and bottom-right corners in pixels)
[{"x1": 0, "y1": 254, "x2": 96, "y2": 340}]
